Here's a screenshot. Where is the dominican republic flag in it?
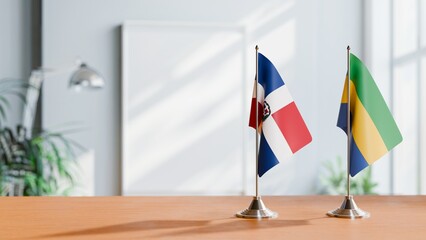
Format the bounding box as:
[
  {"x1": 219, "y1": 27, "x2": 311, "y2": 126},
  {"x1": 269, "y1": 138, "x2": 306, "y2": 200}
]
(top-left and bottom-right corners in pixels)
[{"x1": 249, "y1": 53, "x2": 312, "y2": 177}]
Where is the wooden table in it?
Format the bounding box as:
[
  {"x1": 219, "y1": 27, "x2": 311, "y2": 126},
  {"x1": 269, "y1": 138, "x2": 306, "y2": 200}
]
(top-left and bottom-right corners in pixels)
[{"x1": 1, "y1": 196, "x2": 425, "y2": 239}]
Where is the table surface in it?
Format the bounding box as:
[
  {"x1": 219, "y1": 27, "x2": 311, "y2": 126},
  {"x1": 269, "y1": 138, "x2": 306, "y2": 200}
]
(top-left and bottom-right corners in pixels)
[{"x1": 1, "y1": 195, "x2": 425, "y2": 239}]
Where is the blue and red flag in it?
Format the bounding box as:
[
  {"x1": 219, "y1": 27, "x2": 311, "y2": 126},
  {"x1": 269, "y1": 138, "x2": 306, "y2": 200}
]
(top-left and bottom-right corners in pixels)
[{"x1": 249, "y1": 53, "x2": 312, "y2": 177}]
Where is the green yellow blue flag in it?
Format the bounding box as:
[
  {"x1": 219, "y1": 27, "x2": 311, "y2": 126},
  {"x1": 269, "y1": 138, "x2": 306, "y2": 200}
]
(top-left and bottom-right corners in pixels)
[{"x1": 337, "y1": 53, "x2": 403, "y2": 176}]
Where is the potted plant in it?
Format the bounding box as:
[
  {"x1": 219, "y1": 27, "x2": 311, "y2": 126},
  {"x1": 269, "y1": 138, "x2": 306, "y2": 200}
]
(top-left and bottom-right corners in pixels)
[
  {"x1": 319, "y1": 156, "x2": 378, "y2": 195},
  {"x1": 0, "y1": 79, "x2": 80, "y2": 196}
]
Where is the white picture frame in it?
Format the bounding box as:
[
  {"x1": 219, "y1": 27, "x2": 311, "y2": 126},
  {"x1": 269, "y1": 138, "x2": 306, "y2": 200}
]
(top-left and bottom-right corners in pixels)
[{"x1": 121, "y1": 21, "x2": 249, "y2": 195}]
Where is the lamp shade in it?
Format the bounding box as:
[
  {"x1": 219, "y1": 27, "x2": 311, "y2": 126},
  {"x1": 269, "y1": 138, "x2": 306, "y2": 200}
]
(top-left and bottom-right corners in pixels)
[{"x1": 69, "y1": 63, "x2": 104, "y2": 90}]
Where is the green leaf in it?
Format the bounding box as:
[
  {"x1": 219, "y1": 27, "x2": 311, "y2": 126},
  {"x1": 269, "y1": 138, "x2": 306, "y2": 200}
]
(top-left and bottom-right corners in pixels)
[
  {"x1": 0, "y1": 96, "x2": 11, "y2": 108},
  {"x1": 0, "y1": 105, "x2": 7, "y2": 122},
  {"x1": 24, "y1": 173, "x2": 38, "y2": 194}
]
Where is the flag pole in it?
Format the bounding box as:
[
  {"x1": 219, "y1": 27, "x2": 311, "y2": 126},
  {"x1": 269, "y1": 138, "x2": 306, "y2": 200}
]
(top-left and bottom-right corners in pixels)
[
  {"x1": 346, "y1": 45, "x2": 351, "y2": 198},
  {"x1": 236, "y1": 45, "x2": 277, "y2": 219},
  {"x1": 255, "y1": 45, "x2": 259, "y2": 198},
  {"x1": 326, "y1": 46, "x2": 369, "y2": 219}
]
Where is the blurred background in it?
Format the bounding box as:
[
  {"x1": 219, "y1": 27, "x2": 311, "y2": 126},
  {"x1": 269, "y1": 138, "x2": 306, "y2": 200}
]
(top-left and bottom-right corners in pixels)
[{"x1": 0, "y1": 0, "x2": 424, "y2": 196}]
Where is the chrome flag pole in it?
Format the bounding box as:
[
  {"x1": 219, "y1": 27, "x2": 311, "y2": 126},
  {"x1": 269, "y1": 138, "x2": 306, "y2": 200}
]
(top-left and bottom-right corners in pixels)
[
  {"x1": 327, "y1": 46, "x2": 369, "y2": 219},
  {"x1": 256, "y1": 44, "x2": 259, "y2": 199},
  {"x1": 236, "y1": 45, "x2": 277, "y2": 219}
]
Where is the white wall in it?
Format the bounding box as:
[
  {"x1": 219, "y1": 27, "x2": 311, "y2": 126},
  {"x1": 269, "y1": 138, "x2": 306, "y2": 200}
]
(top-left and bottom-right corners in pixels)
[
  {"x1": 42, "y1": 0, "x2": 363, "y2": 195},
  {"x1": 0, "y1": 0, "x2": 32, "y2": 127}
]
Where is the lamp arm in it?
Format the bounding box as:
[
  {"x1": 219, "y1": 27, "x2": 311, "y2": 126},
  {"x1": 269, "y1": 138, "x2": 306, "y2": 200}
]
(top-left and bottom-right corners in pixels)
[
  {"x1": 22, "y1": 72, "x2": 43, "y2": 137},
  {"x1": 21, "y1": 62, "x2": 79, "y2": 136},
  {"x1": 34, "y1": 61, "x2": 81, "y2": 78}
]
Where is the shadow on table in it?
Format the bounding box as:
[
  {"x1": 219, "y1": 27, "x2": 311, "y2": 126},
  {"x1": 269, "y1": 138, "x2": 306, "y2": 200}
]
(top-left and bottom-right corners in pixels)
[
  {"x1": 36, "y1": 217, "x2": 317, "y2": 238},
  {"x1": 154, "y1": 218, "x2": 312, "y2": 238},
  {"x1": 37, "y1": 220, "x2": 210, "y2": 238}
]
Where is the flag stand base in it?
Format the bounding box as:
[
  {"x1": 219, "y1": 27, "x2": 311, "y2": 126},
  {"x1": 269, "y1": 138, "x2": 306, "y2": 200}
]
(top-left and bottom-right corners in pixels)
[
  {"x1": 327, "y1": 195, "x2": 370, "y2": 219},
  {"x1": 236, "y1": 196, "x2": 278, "y2": 219}
]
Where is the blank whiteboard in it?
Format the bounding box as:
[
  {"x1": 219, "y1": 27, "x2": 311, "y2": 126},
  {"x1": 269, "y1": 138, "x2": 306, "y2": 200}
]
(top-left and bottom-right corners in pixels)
[{"x1": 121, "y1": 21, "x2": 247, "y2": 195}]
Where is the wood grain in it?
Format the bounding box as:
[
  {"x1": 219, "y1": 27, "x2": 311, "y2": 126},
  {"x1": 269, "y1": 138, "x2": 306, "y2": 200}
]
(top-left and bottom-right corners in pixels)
[{"x1": 0, "y1": 196, "x2": 425, "y2": 239}]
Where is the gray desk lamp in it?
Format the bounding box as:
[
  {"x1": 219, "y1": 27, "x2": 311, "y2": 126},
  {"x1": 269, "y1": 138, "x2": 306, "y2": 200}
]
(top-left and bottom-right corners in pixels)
[{"x1": 22, "y1": 61, "x2": 104, "y2": 136}]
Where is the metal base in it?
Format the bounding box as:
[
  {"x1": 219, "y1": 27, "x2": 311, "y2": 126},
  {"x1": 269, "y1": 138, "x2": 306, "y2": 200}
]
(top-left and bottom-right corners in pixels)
[
  {"x1": 236, "y1": 196, "x2": 278, "y2": 219},
  {"x1": 327, "y1": 195, "x2": 370, "y2": 219}
]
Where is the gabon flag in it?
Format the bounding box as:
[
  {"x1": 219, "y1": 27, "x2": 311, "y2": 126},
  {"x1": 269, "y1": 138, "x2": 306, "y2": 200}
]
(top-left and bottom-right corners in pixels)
[
  {"x1": 249, "y1": 53, "x2": 312, "y2": 177},
  {"x1": 337, "y1": 53, "x2": 402, "y2": 176}
]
